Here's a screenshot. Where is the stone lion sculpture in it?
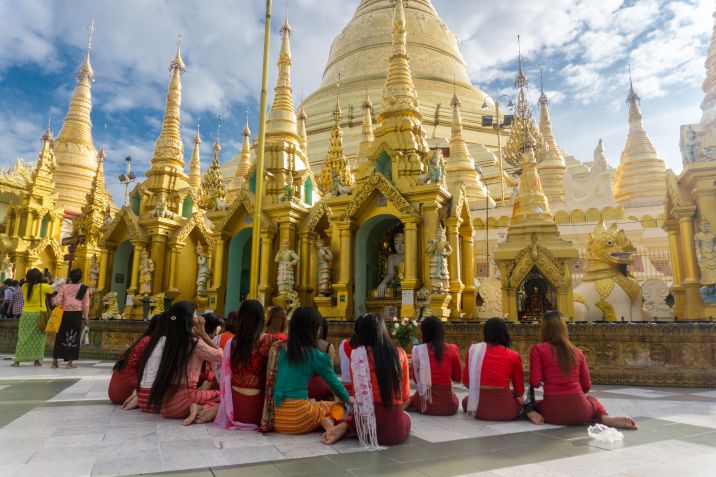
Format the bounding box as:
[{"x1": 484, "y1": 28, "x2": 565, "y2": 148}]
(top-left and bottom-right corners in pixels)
[
  {"x1": 573, "y1": 222, "x2": 646, "y2": 321},
  {"x1": 101, "y1": 291, "x2": 122, "y2": 320}
]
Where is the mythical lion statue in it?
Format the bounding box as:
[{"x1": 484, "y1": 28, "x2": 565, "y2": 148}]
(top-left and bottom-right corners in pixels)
[
  {"x1": 150, "y1": 292, "x2": 165, "y2": 315},
  {"x1": 101, "y1": 291, "x2": 123, "y2": 320},
  {"x1": 573, "y1": 222, "x2": 646, "y2": 321}
]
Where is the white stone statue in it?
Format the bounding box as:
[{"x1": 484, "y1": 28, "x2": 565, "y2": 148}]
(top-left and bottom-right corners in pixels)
[
  {"x1": 426, "y1": 226, "x2": 452, "y2": 293},
  {"x1": 1, "y1": 255, "x2": 14, "y2": 281},
  {"x1": 196, "y1": 244, "x2": 213, "y2": 297},
  {"x1": 695, "y1": 218, "x2": 716, "y2": 286},
  {"x1": 377, "y1": 231, "x2": 405, "y2": 298},
  {"x1": 89, "y1": 254, "x2": 100, "y2": 289},
  {"x1": 316, "y1": 237, "x2": 333, "y2": 296},
  {"x1": 420, "y1": 150, "x2": 446, "y2": 186},
  {"x1": 277, "y1": 174, "x2": 297, "y2": 203},
  {"x1": 332, "y1": 170, "x2": 352, "y2": 196},
  {"x1": 275, "y1": 240, "x2": 299, "y2": 295},
  {"x1": 138, "y1": 250, "x2": 154, "y2": 296},
  {"x1": 680, "y1": 124, "x2": 700, "y2": 165},
  {"x1": 477, "y1": 278, "x2": 503, "y2": 318},
  {"x1": 641, "y1": 279, "x2": 673, "y2": 319},
  {"x1": 150, "y1": 193, "x2": 174, "y2": 219}
]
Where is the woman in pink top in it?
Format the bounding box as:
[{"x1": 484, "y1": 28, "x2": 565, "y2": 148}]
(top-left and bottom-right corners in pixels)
[
  {"x1": 52, "y1": 269, "x2": 90, "y2": 369},
  {"x1": 139, "y1": 301, "x2": 222, "y2": 425},
  {"x1": 530, "y1": 311, "x2": 637, "y2": 429}
]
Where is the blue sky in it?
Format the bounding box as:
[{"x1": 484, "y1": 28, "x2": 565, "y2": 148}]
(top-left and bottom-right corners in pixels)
[{"x1": 0, "y1": 0, "x2": 712, "y2": 205}]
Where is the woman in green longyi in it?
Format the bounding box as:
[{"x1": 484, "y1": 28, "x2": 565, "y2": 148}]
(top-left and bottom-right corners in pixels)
[{"x1": 12, "y1": 268, "x2": 54, "y2": 366}]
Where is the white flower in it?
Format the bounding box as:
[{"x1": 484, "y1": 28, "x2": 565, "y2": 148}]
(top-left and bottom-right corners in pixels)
[{"x1": 392, "y1": 316, "x2": 399, "y2": 322}]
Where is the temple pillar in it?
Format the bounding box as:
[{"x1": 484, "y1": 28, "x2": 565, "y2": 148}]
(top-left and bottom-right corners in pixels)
[
  {"x1": 335, "y1": 220, "x2": 355, "y2": 319},
  {"x1": 297, "y1": 231, "x2": 311, "y2": 305},
  {"x1": 258, "y1": 230, "x2": 275, "y2": 306},
  {"x1": 209, "y1": 235, "x2": 225, "y2": 313},
  {"x1": 98, "y1": 248, "x2": 109, "y2": 292},
  {"x1": 308, "y1": 232, "x2": 318, "y2": 305},
  {"x1": 149, "y1": 236, "x2": 168, "y2": 293},
  {"x1": 420, "y1": 203, "x2": 440, "y2": 286},
  {"x1": 401, "y1": 217, "x2": 419, "y2": 318},
  {"x1": 12, "y1": 213, "x2": 20, "y2": 237},
  {"x1": 675, "y1": 205, "x2": 702, "y2": 319},
  {"x1": 444, "y1": 217, "x2": 463, "y2": 319},
  {"x1": 460, "y1": 231, "x2": 477, "y2": 320},
  {"x1": 166, "y1": 246, "x2": 180, "y2": 295},
  {"x1": 128, "y1": 242, "x2": 144, "y2": 295}
]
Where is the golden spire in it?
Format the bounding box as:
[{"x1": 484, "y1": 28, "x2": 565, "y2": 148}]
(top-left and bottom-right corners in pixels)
[
  {"x1": 56, "y1": 19, "x2": 95, "y2": 149},
  {"x1": 75, "y1": 145, "x2": 111, "y2": 238},
  {"x1": 266, "y1": 17, "x2": 298, "y2": 137},
  {"x1": 318, "y1": 80, "x2": 353, "y2": 195},
  {"x1": 297, "y1": 106, "x2": 308, "y2": 153},
  {"x1": 148, "y1": 37, "x2": 187, "y2": 174},
  {"x1": 356, "y1": 90, "x2": 374, "y2": 161},
  {"x1": 188, "y1": 122, "x2": 202, "y2": 194},
  {"x1": 613, "y1": 69, "x2": 666, "y2": 207},
  {"x1": 199, "y1": 124, "x2": 227, "y2": 209},
  {"x1": 537, "y1": 70, "x2": 566, "y2": 203},
  {"x1": 30, "y1": 127, "x2": 57, "y2": 196},
  {"x1": 593, "y1": 139, "x2": 608, "y2": 172},
  {"x1": 510, "y1": 131, "x2": 553, "y2": 225},
  {"x1": 379, "y1": 0, "x2": 420, "y2": 121},
  {"x1": 446, "y1": 91, "x2": 488, "y2": 200},
  {"x1": 232, "y1": 113, "x2": 253, "y2": 190}
]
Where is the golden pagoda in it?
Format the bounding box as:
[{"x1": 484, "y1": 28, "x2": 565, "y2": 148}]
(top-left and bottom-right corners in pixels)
[
  {"x1": 537, "y1": 73, "x2": 567, "y2": 204},
  {"x1": 188, "y1": 126, "x2": 203, "y2": 196},
  {"x1": 199, "y1": 131, "x2": 227, "y2": 210},
  {"x1": 228, "y1": 116, "x2": 253, "y2": 197},
  {"x1": 317, "y1": 92, "x2": 354, "y2": 196}
]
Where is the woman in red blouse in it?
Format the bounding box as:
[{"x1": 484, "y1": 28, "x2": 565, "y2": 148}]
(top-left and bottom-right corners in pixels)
[
  {"x1": 530, "y1": 311, "x2": 638, "y2": 429},
  {"x1": 266, "y1": 306, "x2": 288, "y2": 341},
  {"x1": 463, "y1": 317, "x2": 535, "y2": 422},
  {"x1": 226, "y1": 300, "x2": 282, "y2": 426},
  {"x1": 108, "y1": 313, "x2": 166, "y2": 407},
  {"x1": 410, "y1": 316, "x2": 461, "y2": 415}
]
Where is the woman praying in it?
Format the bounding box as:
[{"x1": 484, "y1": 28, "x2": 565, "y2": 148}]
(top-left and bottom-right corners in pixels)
[
  {"x1": 12, "y1": 268, "x2": 54, "y2": 367},
  {"x1": 272, "y1": 307, "x2": 351, "y2": 436},
  {"x1": 214, "y1": 300, "x2": 282, "y2": 429},
  {"x1": 409, "y1": 316, "x2": 462, "y2": 415},
  {"x1": 463, "y1": 317, "x2": 538, "y2": 422},
  {"x1": 51, "y1": 269, "x2": 90, "y2": 369},
  {"x1": 530, "y1": 311, "x2": 638, "y2": 429}
]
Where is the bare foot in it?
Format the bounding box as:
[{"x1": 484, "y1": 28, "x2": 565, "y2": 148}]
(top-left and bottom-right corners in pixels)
[
  {"x1": 33, "y1": 361, "x2": 42, "y2": 366},
  {"x1": 320, "y1": 417, "x2": 335, "y2": 432},
  {"x1": 66, "y1": 363, "x2": 76, "y2": 369},
  {"x1": 196, "y1": 405, "x2": 219, "y2": 424},
  {"x1": 525, "y1": 410, "x2": 545, "y2": 425},
  {"x1": 601, "y1": 415, "x2": 638, "y2": 430},
  {"x1": 51, "y1": 360, "x2": 58, "y2": 369},
  {"x1": 321, "y1": 421, "x2": 348, "y2": 445},
  {"x1": 10, "y1": 362, "x2": 19, "y2": 367},
  {"x1": 122, "y1": 395, "x2": 139, "y2": 411},
  {"x1": 182, "y1": 403, "x2": 202, "y2": 426}
]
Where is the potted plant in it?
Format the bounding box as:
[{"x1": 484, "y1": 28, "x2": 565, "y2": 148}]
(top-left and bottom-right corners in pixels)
[{"x1": 391, "y1": 317, "x2": 419, "y2": 352}]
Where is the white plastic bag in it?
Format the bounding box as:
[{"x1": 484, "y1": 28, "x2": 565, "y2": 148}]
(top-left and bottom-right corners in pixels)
[
  {"x1": 587, "y1": 423, "x2": 624, "y2": 443},
  {"x1": 80, "y1": 326, "x2": 90, "y2": 346}
]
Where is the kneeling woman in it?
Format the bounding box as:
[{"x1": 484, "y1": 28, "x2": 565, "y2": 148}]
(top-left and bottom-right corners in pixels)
[
  {"x1": 410, "y1": 316, "x2": 461, "y2": 415},
  {"x1": 530, "y1": 311, "x2": 638, "y2": 429},
  {"x1": 214, "y1": 300, "x2": 281, "y2": 429},
  {"x1": 273, "y1": 307, "x2": 351, "y2": 435},
  {"x1": 463, "y1": 317, "x2": 531, "y2": 421},
  {"x1": 325, "y1": 313, "x2": 411, "y2": 446},
  {"x1": 137, "y1": 301, "x2": 223, "y2": 425}
]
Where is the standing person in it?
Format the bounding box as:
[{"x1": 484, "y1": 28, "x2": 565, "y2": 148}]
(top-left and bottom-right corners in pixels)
[
  {"x1": 322, "y1": 313, "x2": 411, "y2": 446},
  {"x1": 137, "y1": 301, "x2": 223, "y2": 425},
  {"x1": 214, "y1": 300, "x2": 282, "y2": 429},
  {"x1": 11, "y1": 268, "x2": 54, "y2": 367},
  {"x1": 410, "y1": 316, "x2": 462, "y2": 415},
  {"x1": 7, "y1": 280, "x2": 24, "y2": 319},
  {"x1": 266, "y1": 306, "x2": 288, "y2": 340},
  {"x1": 308, "y1": 317, "x2": 336, "y2": 401},
  {"x1": 272, "y1": 307, "x2": 351, "y2": 436},
  {"x1": 462, "y1": 317, "x2": 537, "y2": 422},
  {"x1": 530, "y1": 311, "x2": 638, "y2": 429},
  {"x1": 1, "y1": 279, "x2": 13, "y2": 318},
  {"x1": 51, "y1": 269, "x2": 90, "y2": 369}
]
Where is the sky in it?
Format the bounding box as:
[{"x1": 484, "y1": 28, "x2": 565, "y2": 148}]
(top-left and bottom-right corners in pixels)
[{"x1": 0, "y1": 0, "x2": 712, "y2": 205}]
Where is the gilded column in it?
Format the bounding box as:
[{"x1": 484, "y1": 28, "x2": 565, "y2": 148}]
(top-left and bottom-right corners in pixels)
[
  {"x1": 98, "y1": 248, "x2": 109, "y2": 292},
  {"x1": 677, "y1": 207, "x2": 700, "y2": 285},
  {"x1": 420, "y1": 204, "x2": 440, "y2": 286},
  {"x1": 444, "y1": 218, "x2": 463, "y2": 318},
  {"x1": 402, "y1": 218, "x2": 419, "y2": 318},
  {"x1": 664, "y1": 218, "x2": 686, "y2": 318},
  {"x1": 460, "y1": 231, "x2": 477, "y2": 320},
  {"x1": 308, "y1": 232, "x2": 318, "y2": 305},
  {"x1": 335, "y1": 220, "x2": 355, "y2": 318},
  {"x1": 149, "y1": 236, "x2": 168, "y2": 293},
  {"x1": 297, "y1": 231, "x2": 310, "y2": 304},
  {"x1": 128, "y1": 243, "x2": 144, "y2": 295},
  {"x1": 258, "y1": 230, "x2": 274, "y2": 305},
  {"x1": 166, "y1": 246, "x2": 179, "y2": 294},
  {"x1": 211, "y1": 237, "x2": 225, "y2": 291}
]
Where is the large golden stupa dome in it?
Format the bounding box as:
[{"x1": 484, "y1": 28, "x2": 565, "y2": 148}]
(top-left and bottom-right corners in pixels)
[{"x1": 300, "y1": 0, "x2": 500, "y2": 170}]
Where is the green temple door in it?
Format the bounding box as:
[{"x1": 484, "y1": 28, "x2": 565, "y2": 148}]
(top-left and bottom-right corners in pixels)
[
  {"x1": 224, "y1": 229, "x2": 252, "y2": 314},
  {"x1": 110, "y1": 240, "x2": 133, "y2": 313}
]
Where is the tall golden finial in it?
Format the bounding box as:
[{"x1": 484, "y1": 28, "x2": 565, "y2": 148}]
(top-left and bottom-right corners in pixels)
[
  {"x1": 169, "y1": 33, "x2": 186, "y2": 74},
  {"x1": 200, "y1": 116, "x2": 226, "y2": 210},
  {"x1": 214, "y1": 115, "x2": 222, "y2": 154},
  {"x1": 318, "y1": 73, "x2": 353, "y2": 196},
  {"x1": 537, "y1": 69, "x2": 566, "y2": 204},
  {"x1": 76, "y1": 18, "x2": 95, "y2": 82},
  {"x1": 266, "y1": 9, "x2": 297, "y2": 137},
  {"x1": 626, "y1": 63, "x2": 639, "y2": 106},
  {"x1": 231, "y1": 111, "x2": 253, "y2": 192},
  {"x1": 333, "y1": 73, "x2": 342, "y2": 123},
  {"x1": 188, "y1": 119, "x2": 202, "y2": 194}
]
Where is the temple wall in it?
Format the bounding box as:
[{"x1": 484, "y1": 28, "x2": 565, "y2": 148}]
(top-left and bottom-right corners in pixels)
[{"x1": 2, "y1": 320, "x2": 714, "y2": 387}]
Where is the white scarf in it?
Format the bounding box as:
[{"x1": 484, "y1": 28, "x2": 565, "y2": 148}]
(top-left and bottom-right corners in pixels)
[
  {"x1": 411, "y1": 343, "x2": 432, "y2": 412},
  {"x1": 139, "y1": 337, "x2": 166, "y2": 388},
  {"x1": 350, "y1": 346, "x2": 381, "y2": 449},
  {"x1": 338, "y1": 339, "x2": 351, "y2": 384},
  {"x1": 466, "y1": 342, "x2": 487, "y2": 417}
]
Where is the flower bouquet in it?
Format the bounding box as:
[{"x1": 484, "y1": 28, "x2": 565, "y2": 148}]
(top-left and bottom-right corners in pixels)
[{"x1": 391, "y1": 317, "x2": 419, "y2": 351}]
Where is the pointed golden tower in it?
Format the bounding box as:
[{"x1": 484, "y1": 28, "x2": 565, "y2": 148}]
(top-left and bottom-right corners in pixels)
[
  {"x1": 297, "y1": 106, "x2": 308, "y2": 154},
  {"x1": 317, "y1": 91, "x2": 353, "y2": 195},
  {"x1": 266, "y1": 18, "x2": 298, "y2": 137},
  {"x1": 356, "y1": 92, "x2": 374, "y2": 160},
  {"x1": 446, "y1": 91, "x2": 490, "y2": 203},
  {"x1": 74, "y1": 145, "x2": 110, "y2": 242},
  {"x1": 188, "y1": 125, "x2": 202, "y2": 195},
  {"x1": 53, "y1": 20, "x2": 100, "y2": 214},
  {"x1": 613, "y1": 74, "x2": 667, "y2": 208},
  {"x1": 230, "y1": 116, "x2": 252, "y2": 192},
  {"x1": 29, "y1": 128, "x2": 58, "y2": 198},
  {"x1": 199, "y1": 129, "x2": 227, "y2": 210},
  {"x1": 537, "y1": 73, "x2": 566, "y2": 204},
  {"x1": 144, "y1": 43, "x2": 190, "y2": 197}
]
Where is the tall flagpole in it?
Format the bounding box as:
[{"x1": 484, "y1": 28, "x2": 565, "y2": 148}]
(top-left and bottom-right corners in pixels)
[{"x1": 249, "y1": 0, "x2": 272, "y2": 300}]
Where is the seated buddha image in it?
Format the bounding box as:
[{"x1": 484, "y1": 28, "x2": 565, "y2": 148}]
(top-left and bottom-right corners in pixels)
[{"x1": 372, "y1": 231, "x2": 405, "y2": 299}]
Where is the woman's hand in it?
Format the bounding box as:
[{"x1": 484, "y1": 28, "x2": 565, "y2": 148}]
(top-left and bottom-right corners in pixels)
[{"x1": 193, "y1": 315, "x2": 206, "y2": 337}]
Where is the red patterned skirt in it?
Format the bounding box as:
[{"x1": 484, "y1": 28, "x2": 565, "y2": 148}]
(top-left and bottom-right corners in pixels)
[
  {"x1": 231, "y1": 389, "x2": 265, "y2": 426},
  {"x1": 108, "y1": 370, "x2": 137, "y2": 405},
  {"x1": 410, "y1": 384, "x2": 459, "y2": 416},
  {"x1": 137, "y1": 387, "x2": 158, "y2": 414},
  {"x1": 160, "y1": 387, "x2": 221, "y2": 419},
  {"x1": 461, "y1": 388, "x2": 524, "y2": 421},
  {"x1": 348, "y1": 403, "x2": 411, "y2": 445},
  {"x1": 537, "y1": 393, "x2": 607, "y2": 426}
]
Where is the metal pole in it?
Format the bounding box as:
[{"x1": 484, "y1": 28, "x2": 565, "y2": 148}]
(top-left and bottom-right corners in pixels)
[
  {"x1": 248, "y1": 0, "x2": 272, "y2": 300},
  {"x1": 495, "y1": 101, "x2": 505, "y2": 205}
]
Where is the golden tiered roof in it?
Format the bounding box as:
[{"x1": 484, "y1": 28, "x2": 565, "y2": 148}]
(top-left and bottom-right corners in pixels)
[
  {"x1": 613, "y1": 77, "x2": 667, "y2": 208},
  {"x1": 230, "y1": 117, "x2": 253, "y2": 192},
  {"x1": 199, "y1": 133, "x2": 227, "y2": 209},
  {"x1": 537, "y1": 74, "x2": 566, "y2": 204},
  {"x1": 266, "y1": 18, "x2": 298, "y2": 139},
  {"x1": 317, "y1": 95, "x2": 353, "y2": 195},
  {"x1": 74, "y1": 146, "x2": 110, "y2": 240}
]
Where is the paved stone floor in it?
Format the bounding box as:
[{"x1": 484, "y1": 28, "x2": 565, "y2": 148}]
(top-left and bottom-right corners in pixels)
[{"x1": 2, "y1": 355, "x2": 716, "y2": 476}]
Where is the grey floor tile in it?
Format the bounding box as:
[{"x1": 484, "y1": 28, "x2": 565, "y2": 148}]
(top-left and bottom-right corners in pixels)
[
  {"x1": 212, "y1": 463, "x2": 284, "y2": 477},
  {"x1": 406, "y1": 457, "x2": 480, "y2": 477},
  {"x1": 325, "y1": 450, "x2": 396, "y2": 469},
  {"x1": 678, "y1": 431, "x2": 716, "y2": 448},
  {"x1": 274, "y1": 456, "x2": 342, "y2": 476},
  {"x1": 379, "y1": 444, "x2": 443, "y2": 463},
  {"x1": 348, "y1": 462, "x2": 427, "y2": 477}
]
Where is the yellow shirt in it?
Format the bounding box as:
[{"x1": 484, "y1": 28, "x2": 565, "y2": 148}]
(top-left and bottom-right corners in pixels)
[{"x1": 22, "y1": 283, "x2": 55, "y2": 312}]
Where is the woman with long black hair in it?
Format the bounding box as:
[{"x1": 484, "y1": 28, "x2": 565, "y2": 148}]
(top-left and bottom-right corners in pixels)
[
  {"x1": 108, "y1": 313, "x2": 166, "y2": 407},
  {"x1": 136, "y1": 301, "x2": 222, "y2": 425},
  {"x1": 12, "y1": 268, "x2": 54, "y2": 367},
  {"x1": 271, "y1": 307, "x2": 351, "y2": 436},
  {"x1": 51, "y1": 268, "x2": 90, "y2": 369},
  {"x1": 410, "y1": 316, "x2": 462, "y2": 415},
  {"x1": 307, "y1": 316, "x2": 337, "y2": 401},
  {"x1": 214, "y1": 299, "x2": 282, "y2": 429},
  {"x1": 323, "y1": 313, "x2": 411, "y2": 446}
]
